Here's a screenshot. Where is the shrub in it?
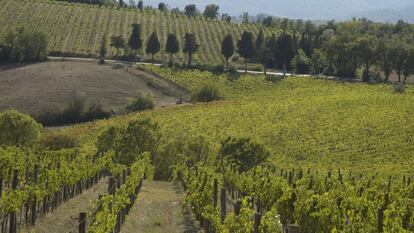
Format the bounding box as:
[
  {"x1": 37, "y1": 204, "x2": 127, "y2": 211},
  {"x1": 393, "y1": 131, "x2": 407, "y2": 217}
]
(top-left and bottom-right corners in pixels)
[
  {"x1": 125, "y1": 92, "x2": 155, "y2": 112},
  {"x1": 40, "y1": 133, "x2": 79, "y2": 150},
  {"x1": 0, "y1": 110, "x2": 42, "y2": 147},
  {"x1": 212, "y1": 64, "x2": 225, "y2": 74},
  {"x1": 36, "y1": 93, "x2": 111, "y2": 126},
  {"x1": 393, "y1": 83, "x2": 405, "y2": 93},
  {"x1": 191, "y1": 84, "x2": 223, "y2": 102},
  {"x1": 218, "y1": 136, "x2": 270, "y2": 173},
  {"x1": 265, "y1": 74, "x2": 284, "y2": 83},
  {"x1": 115, "y1": 118, "x2": 160, "y2": 165},
  {"x1": 96, "y1": 126, "x2": 123, "y2": 155}
]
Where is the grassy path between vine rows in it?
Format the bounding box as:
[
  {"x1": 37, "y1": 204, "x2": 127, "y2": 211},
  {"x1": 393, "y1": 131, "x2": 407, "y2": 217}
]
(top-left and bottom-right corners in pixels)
[
  {"x1": 122, "y1": 181, "x2": 201, "y2": 233},
  {"x1": 19, "y1": 177, "x2": 109, "y2": 233}
]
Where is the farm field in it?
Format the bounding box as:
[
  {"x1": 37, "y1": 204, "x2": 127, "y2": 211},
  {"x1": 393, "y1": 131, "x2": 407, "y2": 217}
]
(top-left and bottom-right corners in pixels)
[
  {"x1": 0, "y1": 61, "x2": 188, "y2": 115},
  {"x1": 1, "y1": 0, "x2": 414, "y2": 231},
  {"x1": 0, "y1": 0, "x2": 277, "y2": 65},
  {"x1": 52, "y1": 68, "x2": 414, "y2": 231},
  {"x1": 64, "y1": 67, "x2": 414, "y2": 176}
]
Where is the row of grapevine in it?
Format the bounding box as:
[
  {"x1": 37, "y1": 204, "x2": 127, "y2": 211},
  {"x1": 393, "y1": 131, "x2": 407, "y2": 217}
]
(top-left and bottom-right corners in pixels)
[
  {"x1": 177, "y1": 162, "x2": 414, "y2": 232},
  {"x1": 0, "y1": 147, "x2": 111, "y2": 233},
  {"x1": 84, "y1": 153, "x2": 153, "y2": 233},
  {"x1": 0, "y1": 0, "x2": 280, "y2": 65}
]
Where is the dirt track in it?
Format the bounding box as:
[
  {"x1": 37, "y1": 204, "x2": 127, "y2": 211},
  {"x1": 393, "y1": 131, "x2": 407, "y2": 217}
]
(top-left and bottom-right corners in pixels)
[
  {"x1": 0, "y1": 61, "x2": 189, "y2": 115},
  {"x1": 122, "y1": 181, "x2": 200, "y2": 233}
]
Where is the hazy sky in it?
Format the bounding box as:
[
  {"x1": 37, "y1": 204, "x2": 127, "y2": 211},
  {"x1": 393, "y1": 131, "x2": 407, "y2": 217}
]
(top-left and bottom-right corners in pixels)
[{"x1": 141, "y1": 0, "x2": 413, "y2": 21}]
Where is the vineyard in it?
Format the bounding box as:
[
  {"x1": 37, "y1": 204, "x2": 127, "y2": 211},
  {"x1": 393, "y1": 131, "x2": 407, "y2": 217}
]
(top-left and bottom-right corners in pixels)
[
  {"x1": 0, "y1": 0, "x2": 278, "y2": 65},
  {"x1": 51, "y1": 66, "x2": 414, "y2": 231},
  {"x1": 1, "y1": 0, "x2": 414, "y2": 232}
]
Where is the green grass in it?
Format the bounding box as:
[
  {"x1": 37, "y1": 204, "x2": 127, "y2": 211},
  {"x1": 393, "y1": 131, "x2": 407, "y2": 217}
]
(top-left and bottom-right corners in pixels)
[
  {"x1": 61, "y1": 67, "x2": 414, "y2": 177},
  {"x1": 0, "y1": 0, "x2": 279, "y2": 66}
]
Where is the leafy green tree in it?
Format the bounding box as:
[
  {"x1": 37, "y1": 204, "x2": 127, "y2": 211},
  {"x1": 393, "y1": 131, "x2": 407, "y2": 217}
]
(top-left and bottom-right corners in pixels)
[
  {"x1": 376, "y1": 38, "x2": 393, "y2": 82},
  {"x1": 1, "y1": 27, "x2": 48, "y2": 62},
  {"x1": 221, "y1": 13, "x2": 231, "y2": 23},
  {"x1": 237, "y1": 31, "x2": 255, "y2": 73},
  {"x1": 356, "y1": 35, "x2": 377, "y2": 82},
  {"x1": 165, "y1": 33, "x2": 179, "y2": 65},
  {"x1": 218, "y1": 136, "x2": 270, "y2": 173},
  {"x1": 266, "y1": 33, "x2": 278, "y2": 68},
  {"x1": 96, "y1": 126, "x2": 123, "y2": 155},
  {"x1": 203, "y1": 4, "x2": 219, "y2": 19},
  {"x1": 277, "y1": 33, "x2": 296, "y2": 76},
  {"x1": 0, "y1": 110, "x2": 42, "y2": 147},
  {"x1": 310, "y1": 49, "x2": 328, "y2": 75},
  {"x1": 110, "y1": 35, "x2": 125, "y2": 57},
  {"x1": 256, "y1": 28, "x2": 264, "y2": 49},
  {"x1": 262, "y1": 16, "x2": 273, "y2": 27},
  {"x1": 221, "y1": 34, "x2": 234, "y2": 70},
  {"x1": 137, "y1": 0, "x2": 143, "y2": 10},
  {"x1": 115, "y1": 118, "x2": 160, "y2": 165},
  {"x1": 128, "y1": 23, "x2": 143, "y2": 59},
  {"x1": 184, "y1": 4, "x2": 197, "y2": 17},
  {"x1": 99, "y1": 36, "x2": 107, "y2": 64},
  {"x1": 145, "y1": 32, "x2": 160, "y2": 63},
  {"x1": 183, "y1": 33, "x2": 198, "y2": 66},
  {"x1": 390, "y1": 40, "x2": 410, "y2": 83},
  {"x1": 158, "y1": 2, "x2": 166, "y2": 11},
  {"x1": 241, "y1": 12, "x2": 249, "y2": 24},
  {"x1": 402, "y1": 47, "x2": 414, "y2": 84},
  {"x1": 292, "y1": 48, "x2": 311, "y2": 74},
  {"x1": 257, "y1": 44, "x2": 272, "y2": 74}
]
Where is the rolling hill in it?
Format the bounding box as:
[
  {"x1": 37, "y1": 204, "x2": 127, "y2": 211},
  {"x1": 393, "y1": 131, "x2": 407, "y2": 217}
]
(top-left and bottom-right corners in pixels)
[{"x1": 0, "y1": 0, "x2": 279, "y2": 65}]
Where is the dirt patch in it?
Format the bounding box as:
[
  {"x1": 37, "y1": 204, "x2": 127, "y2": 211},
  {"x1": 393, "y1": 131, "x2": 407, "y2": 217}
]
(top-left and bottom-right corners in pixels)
[
  {"x1": 0, "y1": 61, "x2": 189, "y2": 115},
  {"x1": 19, "y1": 177, "x2": 108, "y2": 233},
  {"x1": 122, "y1": 181, "x2": 200, "y2": 233}
]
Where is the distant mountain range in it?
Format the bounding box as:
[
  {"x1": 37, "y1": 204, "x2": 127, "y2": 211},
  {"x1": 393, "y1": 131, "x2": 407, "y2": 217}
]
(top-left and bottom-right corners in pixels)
[{"x1": 140, "y1": 0, "x2": 414, "y2": 23}]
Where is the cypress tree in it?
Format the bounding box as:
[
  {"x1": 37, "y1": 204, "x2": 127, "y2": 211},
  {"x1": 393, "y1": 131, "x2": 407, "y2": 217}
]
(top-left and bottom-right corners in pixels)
[
  {"x1": 165, "y1": 33, "x2": 179, "y2": 66},
  {"x1": 237, "y1": 31, "x2": 255, "y2": 73},
  {"x1": 183, "y1": 33, "x2": 198, "y2": 66},
  {"x1": 221, "y1": 34, "x2": 234, "y2": 71},
  {"x1": 146, "y1": 32, "x2": 160, "y2": 64},
  {"x1": 128, "y1": 24, "x2": 143, "y2": 60}
]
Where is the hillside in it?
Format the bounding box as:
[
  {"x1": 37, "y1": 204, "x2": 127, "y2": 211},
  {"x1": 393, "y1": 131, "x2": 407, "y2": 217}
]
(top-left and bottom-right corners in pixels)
[
  {"x1": 62, "y1": 66, "x2": 414, "y2": 176},
  {"x1": 0, "y1": 0, "x2": 278, "y2": 65},
  {"x1": 0, "y1": 61, "x2": 188, "y2": 115}
]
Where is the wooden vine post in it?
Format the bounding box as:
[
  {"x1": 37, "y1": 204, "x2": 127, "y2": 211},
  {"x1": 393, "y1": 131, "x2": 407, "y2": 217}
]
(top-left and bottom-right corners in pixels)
[
  {"x1": 234, "y1": 200, "x2": 242, "y2": 216},
  {"x1": 108, "y1": 177, "x2": 116, "y2": 196},
  {"x1": 213, "y1": 179, "x2": 218, "y2": 208},
  {"x1": 0, "y1": 175, "x2": 3, "y2": 196},
  {"x1": 378, "y1": 207, "x2": 383, "y2": 233},
  {"x1": 9, "y1": 170, "x2": 19, "y2": 233},
  {"x1": 31, "y1": 164, "x2": 39, "y2": 226},
  {"x1": 220, "y1": 188, "x2": 226, "y2": 223},
  {"x1": 79, "y1": 212, "x2": 86, "y2": 233},
  {"x1": 253, "y1": 212, "x2": 262, "y2": 233}
]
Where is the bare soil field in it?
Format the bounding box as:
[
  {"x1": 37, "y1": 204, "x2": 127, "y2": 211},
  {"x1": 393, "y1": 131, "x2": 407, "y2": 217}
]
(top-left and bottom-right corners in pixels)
[{"x1": 0, "y1": 61, "x2": 189, "y2": 115}]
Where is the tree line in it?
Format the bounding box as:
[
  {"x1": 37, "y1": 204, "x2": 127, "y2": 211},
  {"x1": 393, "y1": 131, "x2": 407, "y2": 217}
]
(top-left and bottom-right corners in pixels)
[
  {"x1": 0, "y1": 27, "x2": 48, "y2": 62},
  {"x1": 259, "y1": 18, "x2": 414, "y2": 82},
  {"x1": 104, "y1": 23, "x2": 198, "y2": 66},
  {"x1": 105, "y1": 18, "x2": 414, "y2": 83}
]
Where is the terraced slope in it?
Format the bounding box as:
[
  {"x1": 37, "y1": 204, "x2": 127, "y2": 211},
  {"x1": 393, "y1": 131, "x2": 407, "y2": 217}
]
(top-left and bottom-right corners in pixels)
[{"x1": 0, "y1": 0, "x2": 279, "y2": 65}]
